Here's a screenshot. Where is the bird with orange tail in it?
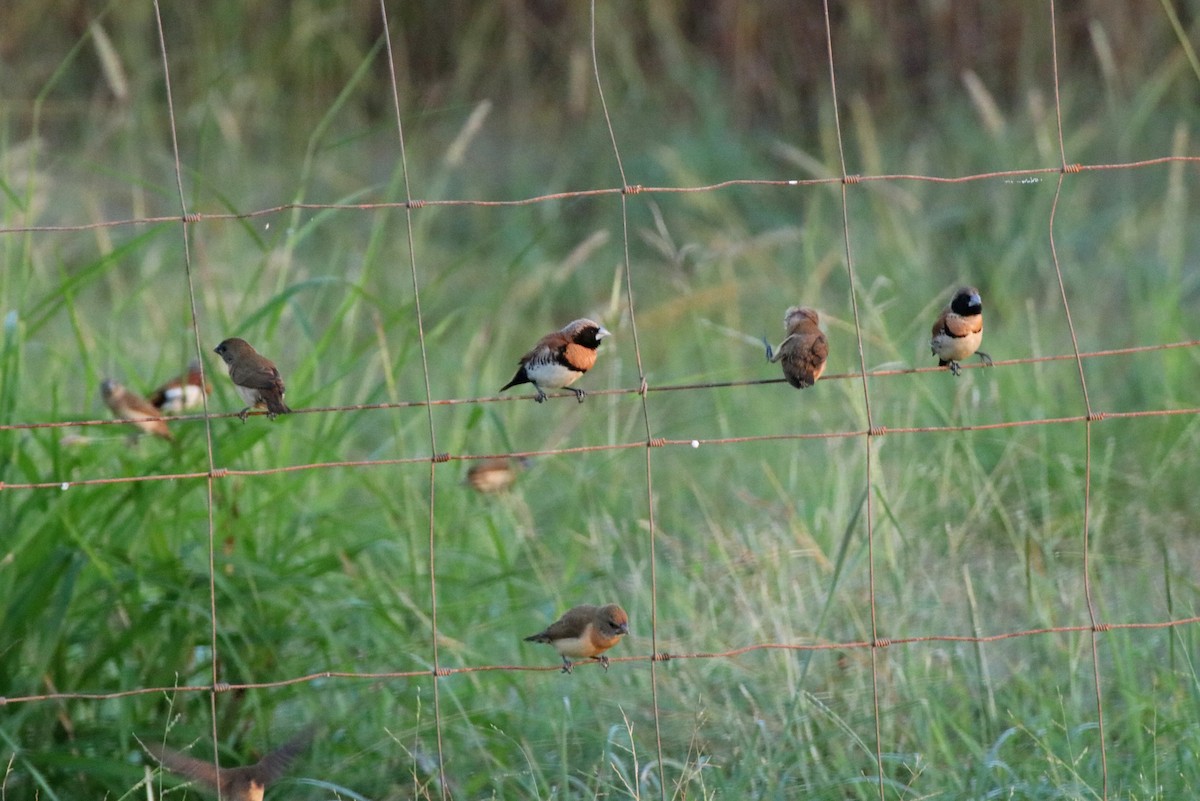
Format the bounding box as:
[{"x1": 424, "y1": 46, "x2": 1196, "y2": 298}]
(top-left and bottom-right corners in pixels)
[{"x1": 524, "y1": 603, "x2": 629, "y2": 673}]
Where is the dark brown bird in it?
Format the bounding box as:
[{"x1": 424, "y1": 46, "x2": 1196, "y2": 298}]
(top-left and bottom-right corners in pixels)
[
  {"x1": 213, "y1": 338, "x2": 291, "y2": 420},
  {"x1": 524, "y1": 603, "x2": 629, "y2": 673},
  {"x1": 149, "y1": 360, "x2": 212, "y2": 414},
  {"x1": 466, "y1": 457, "x2": 525, "y2": 494},
  {"x1": 930, "y1": 286, "x2": 992, "y2": 375},
  {"x1": 145, "y1": 728, "x2": 312, "y2": 801},
  {"x1": 500, "y1": 319, "x2": 611, "y2": 403},
  {"x1": 764, "y1": 306, "x2": 828, "y2": 388},
  {"x1": 100, "y1": 379, "x2": 173, "y2": 441}
]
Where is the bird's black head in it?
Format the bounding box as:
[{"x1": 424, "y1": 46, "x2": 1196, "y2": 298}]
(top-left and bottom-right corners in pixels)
[
  {"x1": 949, "y1": 287, "x2": 983, "y2": 316},
  {"x1": 563, "y1": 319, "x2": 612, "y2": 350}
]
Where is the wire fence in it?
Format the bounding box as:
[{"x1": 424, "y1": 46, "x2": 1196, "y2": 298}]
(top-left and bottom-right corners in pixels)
[{"x1": 2, "y1": 1, "x2": 1199, "y2": 799}]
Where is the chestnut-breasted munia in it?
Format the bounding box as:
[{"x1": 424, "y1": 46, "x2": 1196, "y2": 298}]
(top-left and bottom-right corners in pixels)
[
  {"x1": 144, "y1": 728, "x2": 311, "y2": 801},
  {"x1": 931, "y1": 286, "x2": 992, "y2": 375},
  {"x1": 500, "y1": 319, "x2": 611, "y2": 403},
  {"x1": 765, "y1": 306, "x2": 828, "y2": 389},
  {"x1": 524, "y1": 603, "x2": 629, "y2": 673},
  {"x1": 100, "y1": 379, "x2": 172, "y2": 441},
  {"x1": 149, "y1": 360, "x2": 211, "y2": 414}
]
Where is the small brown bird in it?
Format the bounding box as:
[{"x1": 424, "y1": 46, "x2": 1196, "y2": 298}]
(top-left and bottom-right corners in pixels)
[
  {"x1": 499, "y1": 319, "x2": 611, "y2": 403},
  {"x1": 213, "y1": 338, "x2": 291, "y2": 420},
  {"x1": 145, "y1": 728, "x2": 312, "y2": 801},
  {"x1": 100, "y1": 379, "x2": 173, "y2": 441},
  {"x1": 149, "y1": 360, "x2": 212, "y2": 414},
  {"x1": 930, "y1": 286, "x2": 993, "y2": 375},
  {"x1": 466, "y1": 457, "x2": 525, "y2": 494},
  {"x1": 524, "y1": 603, "x2": 629, "y2": 673},
  {"x1": 764, "y1": 306, "x2": 828, "y2": 388}
]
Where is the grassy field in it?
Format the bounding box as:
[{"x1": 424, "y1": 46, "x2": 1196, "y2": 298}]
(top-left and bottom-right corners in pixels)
[{"x1": 2, "y1": 2, "x2": 1200, "y2": 799}]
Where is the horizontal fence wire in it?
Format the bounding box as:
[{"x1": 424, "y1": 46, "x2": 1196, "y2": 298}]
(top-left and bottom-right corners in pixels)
[{"x1": 3, "y1": 156, "x2": 1200, "y2": 235}]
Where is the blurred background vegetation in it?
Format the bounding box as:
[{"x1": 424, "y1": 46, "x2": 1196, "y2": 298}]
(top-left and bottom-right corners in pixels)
[{"x1": 2, "y1": 1, "x2": 1199, "y2": 799}]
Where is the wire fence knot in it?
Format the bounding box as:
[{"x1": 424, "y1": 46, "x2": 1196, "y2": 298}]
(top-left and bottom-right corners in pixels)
[
  {"x1": 622, "y1": 184, "x2": 644, "y2": 195},
  {"x1": 209, "y1": 468, "x2": 228, "y2": 479},
  {"x1": 181, "y1": 212, "x2": 202, "y2": 223},
  {"x1": 1087, "y1": 412, "x2": 1106, "y2": 422},
  {"x1": 842, "y1": 174, "x2": 862, "y2": 185},
  {"x1": 868, "y1": 426, "x2": 887, "y2": 437},
  {"x1": 1062, "y1": 163, "x2": 1083, "y2": 174},
  {"x1": 432, "y1": 667, "x2": 452, "y2": 677},
  {"x1": 1093, "y1": 623, "x2": 1112, "y2": 633},
  {"x1": 432, "y1": 452, "x2": 451, "y2": 463},
  {"x1": 873, "y1": 638, "x2": 892, "y2": 649},
  {"x1": 652, "y1": 652, "x2": 672, "y2": 663},
  {"x1": 648, "y1": 437, "x2": 666, "y2": 448},
  {"x1": 212, "y1": 682, "x2": 231, "y2": 693}
]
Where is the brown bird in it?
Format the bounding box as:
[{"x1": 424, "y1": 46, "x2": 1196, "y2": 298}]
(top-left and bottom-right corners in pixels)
[
  {"x1": 524, "y1": 603, "x2": 629, "y2": 673},
  {"x1": 466, "y1": 457, "x2": 526, "y2": 494},
  {"x1": 499, "y1": 319, "x2": 611, "y2": 403},
  {"x1": 213, "y1": 338, "x2": 291, "y2": 420},
  {"x1": 764, "y1": 306, "x2": 828, "y2": 388},
  {"x1": 930, "y1": 286, "x2": 993, "y2": 375},
  {"x1": 145, "y1": 728, "x2": 312, "y2": 801},
  {"x1": 149, "y1": 360, "x2": 212, "y2": 414},
  {"x1": 100, "y1": 379, "x2": 173, "y2": 441}
]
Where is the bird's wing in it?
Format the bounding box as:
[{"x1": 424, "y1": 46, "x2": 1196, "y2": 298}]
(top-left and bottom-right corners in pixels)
[
  {"x1": 146, "y1": 744, "x2": 222, "y2": 787},
  {"x1": 254, "y1": 727, "x2": 313, "y2": 781},
  {"x1": 230, "y1": 362, "x2": 283, "y2": 391}
]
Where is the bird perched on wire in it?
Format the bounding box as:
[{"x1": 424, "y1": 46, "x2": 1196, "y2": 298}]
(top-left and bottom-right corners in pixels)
[
  {"x1": 100, "y1": 379, "x2": 173, "y2": 441},
  {"x1": 499, "y1": 318, "x2": 611, "y2": 403},
  {"x1": 149, "y1": 360, "x2": 211, "y2": 414},
  {"x1": 524, "y1": 603, "x2": 629, "y2": 673},
  {"x1": 930, "y1": 286, "x2": 993, "y2": 375},
  {"x1": 764, "y1": 306, "x2": 828, "y2": 389},
  {"x1": 144, "y1": 727, "x2": 312, "y2": 801},
  {"x1": 213, "y1": 338, "x2": 291, "y2": 420}
]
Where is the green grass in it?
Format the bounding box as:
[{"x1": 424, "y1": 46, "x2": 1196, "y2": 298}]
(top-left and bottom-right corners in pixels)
[{"x1": 2, "y1": 4, "x2": 1200, "y2": 800}]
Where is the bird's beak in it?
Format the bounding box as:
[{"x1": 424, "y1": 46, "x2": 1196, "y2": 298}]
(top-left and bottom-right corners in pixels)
[
  {"x1": 970, "y1": 293, "x2": 982, "y2": 306},
  {"x1": 598, "y1": 326, "x2": 612, "y2": 339},
  {"x1": 618, "y1": 623, "x2": 629, "y2": 635}
]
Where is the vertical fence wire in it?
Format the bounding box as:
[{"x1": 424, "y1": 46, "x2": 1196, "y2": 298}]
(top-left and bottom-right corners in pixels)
[
  {"x1": 150, "y1": 1, "x2": 229, "y2": 795},
  {"x1": 378, "y1": 1, "x2": 452, "y2": 797},
  {"x1": 588, "y1": 2, "x2": 670, "y2": 796}
]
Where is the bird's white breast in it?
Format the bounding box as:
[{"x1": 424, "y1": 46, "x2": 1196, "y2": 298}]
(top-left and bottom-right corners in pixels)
[{"x1": 525, "y1": 360, "x2": 581, "y2": 390}]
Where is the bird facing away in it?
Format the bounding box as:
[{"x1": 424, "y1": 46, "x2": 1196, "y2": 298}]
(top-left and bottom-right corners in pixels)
[
  {"x1": 145, "y1": 728, "x2": 312, "y2": 801},
  {"x1": 100, "y1": 379, "x2": 173, "y2": 441},
  {"x1": 466, "y1": 457, "x2": 525, "y2": 494},
  {"x1": 213, "y1": 338, "x2": 291, "y2": 420},
  {"x1": 764, "y1": 306, "x2": 828, "y2": 389},
  {"x1": 149, "y1": 360, "x2": 212, "y2": 414},
  {"x1": 524, "y1": 603, "x2": 629, "y2": 673},
  {"x1": 930, "y1": 286, "x2": 993, "y2": 375},
  {"x1": 499, "y1": 319, "x2": 611, "y2": 403}
]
